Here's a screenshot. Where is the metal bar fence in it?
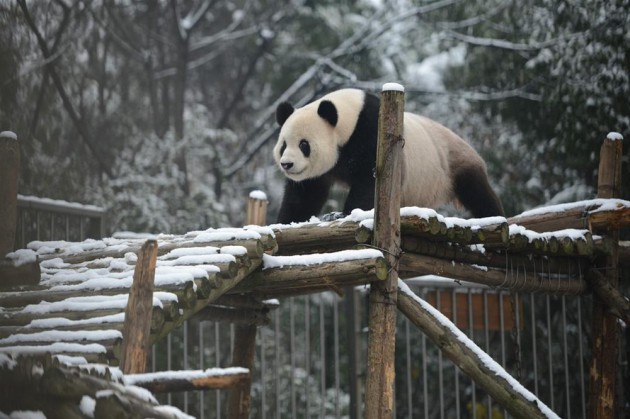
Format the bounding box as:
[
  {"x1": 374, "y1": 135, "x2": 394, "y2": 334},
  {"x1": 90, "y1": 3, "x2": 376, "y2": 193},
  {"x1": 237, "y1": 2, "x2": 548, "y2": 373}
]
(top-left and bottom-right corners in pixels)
[
  {"x1": 14, "y1": 194, "x2": 106, "y2": 250},
  {"x1": 152, "y1": 279, "x2": 591, "y2": 419}
]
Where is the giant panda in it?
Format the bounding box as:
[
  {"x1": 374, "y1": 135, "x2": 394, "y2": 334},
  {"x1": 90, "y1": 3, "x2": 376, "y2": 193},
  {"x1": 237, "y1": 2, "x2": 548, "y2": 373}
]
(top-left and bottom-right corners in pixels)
[{"x1": 273, "y1": 88, "x2": 504, "y2": 224}]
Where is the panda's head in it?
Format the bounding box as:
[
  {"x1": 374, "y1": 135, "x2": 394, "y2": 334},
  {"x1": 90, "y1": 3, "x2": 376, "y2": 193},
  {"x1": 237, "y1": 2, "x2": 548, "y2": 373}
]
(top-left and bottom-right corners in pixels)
[{"x1": 273, "y1": 89, "x2": 365, "y2": 182}]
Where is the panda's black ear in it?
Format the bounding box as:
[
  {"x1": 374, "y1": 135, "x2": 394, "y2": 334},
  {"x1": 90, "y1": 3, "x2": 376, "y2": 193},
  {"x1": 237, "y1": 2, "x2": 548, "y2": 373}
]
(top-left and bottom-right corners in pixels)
[
  {"x1": 276, "y1": 102, "x2": 294, "y2": 126},
  {"x1": 318, "y1": 100, "x2": 338, "y2": 127}
]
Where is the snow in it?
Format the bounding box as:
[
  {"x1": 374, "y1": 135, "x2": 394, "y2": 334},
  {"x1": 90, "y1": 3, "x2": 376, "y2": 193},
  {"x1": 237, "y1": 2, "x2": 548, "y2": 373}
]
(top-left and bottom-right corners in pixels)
[
  {"x1": 0, "y1": 329, "x2": 122, "y2": 345},
  {"x1": 4, "y1": 249, "x2": 37, "y2": 266},
  {"x1": 0, "y1": 353, "x2": 17, "y2": 369},
  {"x1": 192, "y1": 228, "x2": 261, "y2": 243},
  {"x1": 220, "y1": 245, "x2": 248, "y2": 256},
  {"x1": 382, "y1": 82, "x2": 404, "y2": 92},
  {"x1": 398, "y1": 279, "x2": 560, "y2": 419},
  {"x1": 0, "y1": 130, "x2": 17, "y2": 140},
  {"x1": 607, "y1": 131, "x2": 623, "y2": 140},
  {"x1": 8, "y1": 411, "x2": 46, "y2": 419},
  {"x1": 79, "y1": 396, "x2": 96, "y2": 418},
  {"x1": 20, "y1": 292, "x2": 177, "y2": 314},
  {"x1": 515, "y1": 198, "x2": 630, "y2": 219},
  {"x1": 17, "y1": 194, "x2": 104, "y2": 214},
  {"x1": 160, "y1": 247, "x2": 220, "y2": 259},
  {"x1": 123, "y1": 367, "x2": 249, "y2": 385},
  {"x1": 0, "y1": 342, "x2": 107, "y2": 355},
  {"x1": 509, "y1": 225, "x2": 590, "y2": 243},
  {"x1": 53, "y1": 355, "x2": 89, "y2": 366},
  {"x1": 249, "y1": 190, "x2": 268, "y2": 201},
  {"x1": 263, "y1": 249, "x2": 383, "y2": 270}
]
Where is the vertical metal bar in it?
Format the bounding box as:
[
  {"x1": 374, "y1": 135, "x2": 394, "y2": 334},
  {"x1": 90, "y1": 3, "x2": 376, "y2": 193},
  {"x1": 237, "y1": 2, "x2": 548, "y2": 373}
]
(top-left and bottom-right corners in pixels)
[
  {"x1": 468, "y1": 289, "x2": 476, "y2": 419},
  {"x1": 320, "y1": 295, "x2": 326, "y2": 419},
  {"x1": 36, "y1": 211, "x2": 41, "y2": 241},
  {"x1": 422, "y1": 288, "x2": 428, "y2": 419},
  {"x1": 334, "y1": 295, "x2": 340, "y2": 418},
  {"x1": 199, "y1": 322, "x2": 205, "y2": 419},
  {"x1": 577, "y1": 298, "x2": 586, "y2": 418},
  {"x1": 275, "y1": 307, "x2": 280, "y2": 419},
  {"x1": 531, "y1": 293, "x2": 539, "y2": 396},
  {"x1": 500, "y1": 292, "x2": 508, "y2": 419},
  {"x1": 80, "y1": 215, "x2": 84, "y2": 240},
  {"x1": 183, "y1": 320, "x2": 189, "y2": 412},
  {"x1": 261, "y1": 326, "x2": 266, "y2": 419},
  {"x1": 215, "y1": 322, "x2": 221, "y2": 417},
  {"x1": 290, "y1": 298, "x2": 296, "y2": 418},
  {"x1": 562, "y1": 296, "x2": 571, "y2": 418},
  {"x1": 437, "y1": 290, "x2": 444, "y2": 419},
  {"x1": 167, "y1": 333, "x2": 172, "y2": 406},
  {"x1": 50, "y1": 212, "x2": 54, "y2": 241},
  {"x1": 405, "y1": 318, "x2": 412, "y2": 419},
  {"x1": 546, "y1": 295, "x2": 554, "y2": 410},
  {"x1": 453, "y1": 289, "x2": 460, "y2": 419},
  {"x1": 483, "y1": 290, "x2": 491, "y2": 418},
  {"x1": 65, "y1": 215, "x2": 69, "y2": 241},
  {"x1": 305, "y1": 296, "x2": 311, "y2": 418}
]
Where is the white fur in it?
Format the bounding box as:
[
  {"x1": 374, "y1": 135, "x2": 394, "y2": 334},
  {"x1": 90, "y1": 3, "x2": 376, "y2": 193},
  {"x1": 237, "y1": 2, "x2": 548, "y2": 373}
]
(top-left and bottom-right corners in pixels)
[
  {"x1": 274, "y1": 89, "x2": 364, "y2": 181},
  {"x1": 275, "y1": 89, "x2": 486, "y2": 210}
]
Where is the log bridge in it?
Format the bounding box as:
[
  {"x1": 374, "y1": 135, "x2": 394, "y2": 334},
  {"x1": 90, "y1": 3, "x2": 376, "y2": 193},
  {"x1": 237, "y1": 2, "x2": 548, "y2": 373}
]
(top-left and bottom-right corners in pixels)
[{"x1": 0, "y1": 101, "x2": 628, "y2": 418}]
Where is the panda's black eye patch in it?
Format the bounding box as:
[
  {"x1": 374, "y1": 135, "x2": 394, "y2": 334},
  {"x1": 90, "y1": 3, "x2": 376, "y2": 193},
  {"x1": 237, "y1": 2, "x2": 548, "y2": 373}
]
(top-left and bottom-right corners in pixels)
[
  {"x1": 280, "y1": 141, "x2": 287, "y2": 156},
  {"x1": 299, "y1": 139, "x2": 311, "y2": 157}
]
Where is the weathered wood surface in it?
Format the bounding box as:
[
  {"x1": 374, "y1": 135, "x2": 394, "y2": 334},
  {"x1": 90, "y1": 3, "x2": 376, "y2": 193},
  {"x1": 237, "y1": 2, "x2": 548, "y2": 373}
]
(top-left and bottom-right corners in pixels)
[
  {"x1": 0, "y1": 131, "x2": 19, "y2": 260},
  {"x1": 365, "y1": 86, "x2": 405, "y2": 419},
  {"x1": 0, "y1": 259, "x2": 41, "y2": 289},
  {"x1": 129, "y1": 369, "x2": 251, "y2": 393},
  {"x1": 398, "y1": 282, "x2": 555, "y2": 419},
  {"x1": 120, "y1": 240, "x2": 158, "y2": 374},
  {"x1": 589, "y1": 135, "x2": 623, "y2": 419}
]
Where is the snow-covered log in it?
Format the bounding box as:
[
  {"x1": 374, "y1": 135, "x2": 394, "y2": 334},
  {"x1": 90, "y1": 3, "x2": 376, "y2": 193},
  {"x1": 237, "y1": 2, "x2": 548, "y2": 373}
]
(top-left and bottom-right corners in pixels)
[
  {"x1": 397, "y1": 280, "x2": 559, "y2": 419},
  {"x1": 507, "y1": 199, "x2": 630, "y2": 233},
  {"x1": 125, "y1": 368, "x2": 250, "y2": 393},
  {"x1": 232, "y1": 250, "x2": 387, "y2": 296}
]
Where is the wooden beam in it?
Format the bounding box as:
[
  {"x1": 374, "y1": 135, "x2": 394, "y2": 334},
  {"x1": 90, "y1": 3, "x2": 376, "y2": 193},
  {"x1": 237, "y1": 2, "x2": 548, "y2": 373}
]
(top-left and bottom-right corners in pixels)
[
  {"x1": 365, "y1": 84, "x2": 404, "y2": 419},
  {"x1": 589, "y1": 133, "x2": 623, "y2": 419},
  {"x1": 0, "y1": 131, "x2": 19, "y2": 259},
  {"x1": 119, "y1": 240, "x2": 158, "y2": 374}
]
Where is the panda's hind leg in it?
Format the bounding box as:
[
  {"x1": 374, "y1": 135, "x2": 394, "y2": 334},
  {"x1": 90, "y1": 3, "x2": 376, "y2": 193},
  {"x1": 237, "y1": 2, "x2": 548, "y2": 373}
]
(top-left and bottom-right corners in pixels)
[{"x1": 453, "y1": 166, "x2": 504, "y2": 218}]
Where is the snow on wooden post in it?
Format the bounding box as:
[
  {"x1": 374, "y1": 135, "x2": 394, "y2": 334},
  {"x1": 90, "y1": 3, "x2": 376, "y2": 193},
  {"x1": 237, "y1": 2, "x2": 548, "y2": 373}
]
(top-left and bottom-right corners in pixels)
[
  {"x1": 589, "y1": 132, "x2": 623, "y2": 419},
  {"x1": 227, "y1": 191, "x2": 268, "y2": 419},
  {"x1": 0, "y1": 131, "x2": 19, "y2": 258},
  {"x1": 365, "y1": 83, "x2": 405, "y2": 419},
  {"x1": 120, "y1": 239, "x2": 158, "y2": 374}
]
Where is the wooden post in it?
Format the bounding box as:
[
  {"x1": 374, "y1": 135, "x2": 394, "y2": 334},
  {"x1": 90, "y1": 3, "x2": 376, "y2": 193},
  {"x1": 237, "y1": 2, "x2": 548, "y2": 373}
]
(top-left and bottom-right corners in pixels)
[
  {"x1": 0, "y1": 131, "x2": 19, "y2": 258},
  {"x1": 227, "y1": 192, "x2": 268, "y2": 419},
  {"x1": 365, "y1": 83, "x2": 405, "y2": 419},
  {"x1": 120, "y1": 239, "x2": 158, "y2": 374},
  {"x1": 589, "y1": 132, "x2": 623, "y2": 419}
]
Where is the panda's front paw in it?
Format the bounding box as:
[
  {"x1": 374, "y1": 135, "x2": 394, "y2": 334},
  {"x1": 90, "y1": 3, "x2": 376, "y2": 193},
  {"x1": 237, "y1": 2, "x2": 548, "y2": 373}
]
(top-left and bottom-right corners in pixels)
[{"x1": 320, "y1": 211, "x2": 345, "y2": 222}]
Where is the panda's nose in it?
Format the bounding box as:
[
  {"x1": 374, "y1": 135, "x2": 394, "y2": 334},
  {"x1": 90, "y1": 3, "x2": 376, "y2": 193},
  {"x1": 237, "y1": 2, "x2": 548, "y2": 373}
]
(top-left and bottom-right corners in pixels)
[{"x1": 281, "y1": 162, "x2": 293, "y2": 171}]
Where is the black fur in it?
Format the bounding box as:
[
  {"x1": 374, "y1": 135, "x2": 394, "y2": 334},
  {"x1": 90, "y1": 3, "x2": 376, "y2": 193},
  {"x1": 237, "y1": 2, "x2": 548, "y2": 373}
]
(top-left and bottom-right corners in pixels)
[
  {"x1": 453, "y1": 166, "x2": 504, "y2": 217},
  {"x1": 317, "y1": 100, "x2": 338, "y2": 127},
  {"x1": 276, "y1": 102, "x2": 294, "y2": 126}
]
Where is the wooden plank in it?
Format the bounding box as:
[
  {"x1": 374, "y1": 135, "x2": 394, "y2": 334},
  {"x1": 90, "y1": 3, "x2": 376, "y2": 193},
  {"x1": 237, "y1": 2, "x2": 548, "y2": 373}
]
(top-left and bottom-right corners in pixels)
[
  {"x1": 365, "y1": 84, "x2": 404, "y2": 419},
  {"x1": 589, "y1": 134, "x2": 623, "y2": 419},
  {"x1": 0, "y1": 131, "x2": 19, "y2": 259},
  {"x1": 119, "y1": 240, "x2": 158, "y2": 374}
]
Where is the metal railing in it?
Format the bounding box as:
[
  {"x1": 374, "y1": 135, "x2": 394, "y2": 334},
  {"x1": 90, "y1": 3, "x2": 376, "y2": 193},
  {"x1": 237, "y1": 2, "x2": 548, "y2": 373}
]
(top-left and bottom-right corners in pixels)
[
  {"x1": 14, "y1": 194, "x2": 106, "y2": 250},
  {"x1": 152, "y1": 279, "x2": 590, "y2": 419}
]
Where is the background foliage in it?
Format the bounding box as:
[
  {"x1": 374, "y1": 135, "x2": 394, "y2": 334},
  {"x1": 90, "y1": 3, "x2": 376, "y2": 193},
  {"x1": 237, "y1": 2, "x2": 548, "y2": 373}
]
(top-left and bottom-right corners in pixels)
[{"x1": 1, "y1": 0, "x2": 628, "y2": 232}]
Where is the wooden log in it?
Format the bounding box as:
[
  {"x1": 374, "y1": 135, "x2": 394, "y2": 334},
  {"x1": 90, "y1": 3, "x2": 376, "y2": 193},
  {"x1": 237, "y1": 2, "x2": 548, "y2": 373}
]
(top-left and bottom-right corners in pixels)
[
  {"x1": 397, "y1": 281, "x2": 557, "y2": 419},
  {"x1": 246, "y1": 192, "x2": 268, "y2": 225},
  {"x1": 227, "y1": 324, "x2": 257, "y2": 419},
  {"x1": 120, "y1": 240, "x2": 158, "y2": 374},
  {"x1": 399, "y1": 252, "x2": 587, "y2": 295},
  {"x1": 0, "y1": 131, "x2": 19, "y2": 259},
  {"x1": 273, "y1": 219, "x2": 361, "y2": 255},
  {"x1": 0, "y1": 259, "x2": 41, "y2": 289},
  {"x1": 365, "y1": 84, "x2": 404, "y2": 419},
  {"x1": 127, "y1": 369, "x2": 251, "y2": 393},
  {"x1": 508, "y1": 199, "x2": 630, "y2": 233},
  {"x1": 589, "y1": 133, "x2": 623, "y2": 419},
  {"x1": 94, "y1": 392, "x2": 176, "y2": 419},
  {"x1": 231, "y1": 254, "x2": 388, "y2": 297},
  {"x1": 586, "y1": 269, "x2": 630, "y2": 325},
  {"x1": 400, "y1": 236, "x2": 590, "y2": 275}
]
